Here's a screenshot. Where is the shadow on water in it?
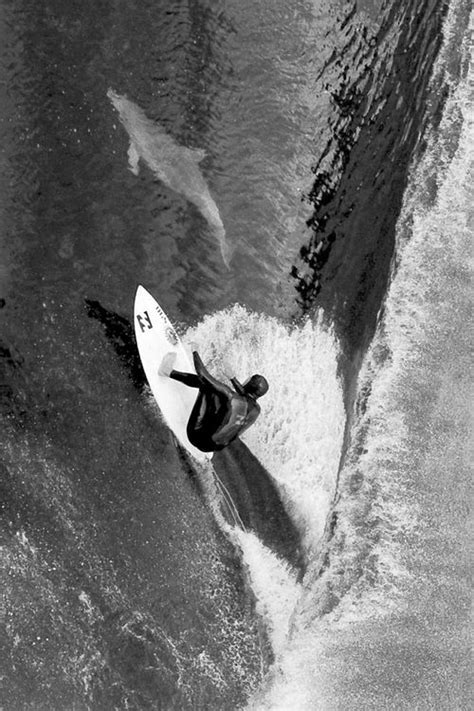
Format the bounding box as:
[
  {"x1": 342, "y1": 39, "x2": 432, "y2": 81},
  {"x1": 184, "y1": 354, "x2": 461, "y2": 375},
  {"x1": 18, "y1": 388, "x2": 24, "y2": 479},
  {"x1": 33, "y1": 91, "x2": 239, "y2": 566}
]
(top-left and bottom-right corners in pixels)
[
  {"x1": 213, "y1": 442, "x2": 304, "y2": 574},
  {"x1": 86, "y1": 298, "x2": 304, "y2": 576},
  {"x1": 85, "y1": 298, "x2": 146, "y2": 390}
]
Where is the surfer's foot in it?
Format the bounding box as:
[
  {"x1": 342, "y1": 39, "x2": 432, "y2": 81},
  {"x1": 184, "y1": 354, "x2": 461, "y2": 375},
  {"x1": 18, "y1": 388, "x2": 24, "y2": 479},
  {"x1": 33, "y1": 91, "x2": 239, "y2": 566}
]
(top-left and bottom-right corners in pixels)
[{"x1": 158, "y1": 352, "x2": 177, "y2": 377}]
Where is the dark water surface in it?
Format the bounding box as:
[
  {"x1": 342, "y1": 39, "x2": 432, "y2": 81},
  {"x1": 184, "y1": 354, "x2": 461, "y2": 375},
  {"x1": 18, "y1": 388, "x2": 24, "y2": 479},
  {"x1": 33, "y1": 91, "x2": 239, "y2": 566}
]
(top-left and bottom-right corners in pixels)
[
  {"x1": 2, "y1": 2, "x2": 272, "y2": 708},
  {"x1": 2, "y1": 0, "x2": 471, "y2": 709}
]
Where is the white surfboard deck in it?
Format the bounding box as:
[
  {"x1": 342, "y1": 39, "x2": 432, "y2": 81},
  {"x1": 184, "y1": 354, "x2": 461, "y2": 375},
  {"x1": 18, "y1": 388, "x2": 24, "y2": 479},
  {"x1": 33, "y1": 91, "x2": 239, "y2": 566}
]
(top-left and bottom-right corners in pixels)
[{"x1": 134, "y1": 285, "x2": 212, "y2": 463}]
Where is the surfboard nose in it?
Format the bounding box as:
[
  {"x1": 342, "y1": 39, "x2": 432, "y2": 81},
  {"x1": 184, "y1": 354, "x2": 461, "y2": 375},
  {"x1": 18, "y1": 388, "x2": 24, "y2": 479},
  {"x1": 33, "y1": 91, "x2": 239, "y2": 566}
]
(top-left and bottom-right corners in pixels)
[{"x1": 134, "y1": 284, "x2": 148, "y2": 305}]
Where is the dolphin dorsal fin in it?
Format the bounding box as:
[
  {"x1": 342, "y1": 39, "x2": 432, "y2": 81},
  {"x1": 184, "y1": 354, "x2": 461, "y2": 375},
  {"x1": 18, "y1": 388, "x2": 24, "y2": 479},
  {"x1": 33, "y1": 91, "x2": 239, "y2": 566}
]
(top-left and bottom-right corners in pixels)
[{"x1": 186, "y1": 146, "x2": 207, "y2": 164}]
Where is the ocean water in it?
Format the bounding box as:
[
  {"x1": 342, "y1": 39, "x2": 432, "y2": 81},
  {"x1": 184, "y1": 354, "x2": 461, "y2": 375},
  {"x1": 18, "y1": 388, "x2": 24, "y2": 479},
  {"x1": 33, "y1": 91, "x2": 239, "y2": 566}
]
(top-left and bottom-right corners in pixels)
[{"x1": 1, "y1": 0, "x2": 472, "y2": 709}]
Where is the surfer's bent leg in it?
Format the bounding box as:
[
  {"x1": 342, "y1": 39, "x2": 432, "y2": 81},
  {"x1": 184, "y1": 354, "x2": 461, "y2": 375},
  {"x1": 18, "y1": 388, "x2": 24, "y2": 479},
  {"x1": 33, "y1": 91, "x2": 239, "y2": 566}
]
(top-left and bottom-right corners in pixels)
[
  {"x1": 169, "y1": 370, "x2": 201, "y2": 389},
  {"x1": 186, "y1": 391, "x2": 218, "y2": 452}
]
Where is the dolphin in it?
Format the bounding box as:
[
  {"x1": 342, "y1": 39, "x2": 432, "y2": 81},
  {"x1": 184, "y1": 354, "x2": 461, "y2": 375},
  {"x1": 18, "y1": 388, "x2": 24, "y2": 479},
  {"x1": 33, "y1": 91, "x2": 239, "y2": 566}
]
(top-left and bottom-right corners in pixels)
[{"x1": 107, "y1": 89, "x2": 231, "y2": 268}]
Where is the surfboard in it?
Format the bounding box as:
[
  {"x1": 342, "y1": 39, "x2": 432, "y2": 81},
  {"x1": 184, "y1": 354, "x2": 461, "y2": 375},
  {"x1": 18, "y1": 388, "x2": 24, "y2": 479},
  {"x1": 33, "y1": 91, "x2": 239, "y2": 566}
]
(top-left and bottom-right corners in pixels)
[{"x1": 134, "y1": 285, "x2": 212, "y2": 463}]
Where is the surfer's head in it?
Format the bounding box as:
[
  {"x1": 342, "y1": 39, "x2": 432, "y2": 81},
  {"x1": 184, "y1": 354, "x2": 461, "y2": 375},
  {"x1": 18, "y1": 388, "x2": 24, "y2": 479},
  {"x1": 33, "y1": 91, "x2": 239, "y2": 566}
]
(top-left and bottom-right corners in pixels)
[{"x1": 243, "y1": 374, "x2": 269, "y2": 399}]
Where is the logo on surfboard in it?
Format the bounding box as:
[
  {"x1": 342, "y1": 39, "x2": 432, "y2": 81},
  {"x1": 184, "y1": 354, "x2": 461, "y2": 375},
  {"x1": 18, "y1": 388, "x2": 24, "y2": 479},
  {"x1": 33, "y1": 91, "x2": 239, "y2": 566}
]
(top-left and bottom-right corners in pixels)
[
  {"x1": 136, "y1": 307, "x2": 178, "y2": 346},
  {"x1": 136, "y1": 311, "x2": 153, "y2": 332},
  {"x1": 165, "y1": 327, "x2": 178, "y2": 346}
]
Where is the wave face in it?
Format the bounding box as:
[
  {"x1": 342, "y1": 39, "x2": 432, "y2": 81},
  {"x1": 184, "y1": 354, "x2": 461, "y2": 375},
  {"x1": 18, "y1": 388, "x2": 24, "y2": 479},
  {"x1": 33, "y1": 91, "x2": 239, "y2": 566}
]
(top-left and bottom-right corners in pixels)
[
  {"x1": 245, "y1": 2, "x2": 473, "y2": 708},
  {"x1": 1, "y1": 0, "x2": 471, "y2": 708}
]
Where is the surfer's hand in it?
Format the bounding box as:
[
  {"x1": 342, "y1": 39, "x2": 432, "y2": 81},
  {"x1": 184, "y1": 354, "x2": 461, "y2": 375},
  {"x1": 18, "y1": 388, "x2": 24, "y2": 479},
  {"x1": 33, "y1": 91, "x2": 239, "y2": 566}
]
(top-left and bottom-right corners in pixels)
[{"x1": 230, "y1": 377, "x2": 246, "y2": 396}]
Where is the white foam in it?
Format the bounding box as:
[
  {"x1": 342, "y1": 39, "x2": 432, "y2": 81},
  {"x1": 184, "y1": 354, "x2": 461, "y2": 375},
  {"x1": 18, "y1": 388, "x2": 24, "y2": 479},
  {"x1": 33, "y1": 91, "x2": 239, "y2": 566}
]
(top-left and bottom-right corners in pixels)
[{"x1": 233, "y1": 529, "x2": 302, "y2": 657}]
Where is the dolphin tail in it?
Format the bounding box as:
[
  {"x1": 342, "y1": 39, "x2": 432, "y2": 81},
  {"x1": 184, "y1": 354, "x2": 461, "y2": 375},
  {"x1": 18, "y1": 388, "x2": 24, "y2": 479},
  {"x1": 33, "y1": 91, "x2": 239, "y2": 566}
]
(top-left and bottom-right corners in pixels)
[
  {"x1": 212, "y1": 222, "x2": 232, "y2": 269},
  {"x1": 198, "y1": 204, "x2": 232, "y2": 268},
  {"x1": 220, "y1": 239, "x2": 233, "y2": 270}
]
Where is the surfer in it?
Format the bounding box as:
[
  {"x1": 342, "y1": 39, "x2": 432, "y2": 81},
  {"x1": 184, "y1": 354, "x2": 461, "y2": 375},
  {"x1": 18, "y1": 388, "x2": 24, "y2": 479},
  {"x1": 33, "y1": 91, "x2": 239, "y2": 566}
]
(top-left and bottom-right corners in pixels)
[{"x1": 159, "y1": 351, "x2": 268, "y2": 452}]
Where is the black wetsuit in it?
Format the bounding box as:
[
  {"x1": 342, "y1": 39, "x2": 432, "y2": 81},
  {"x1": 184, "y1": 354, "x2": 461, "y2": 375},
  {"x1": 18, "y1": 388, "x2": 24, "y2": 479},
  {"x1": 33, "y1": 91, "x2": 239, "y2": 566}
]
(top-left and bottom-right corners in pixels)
[{"x1": 170, "y1": 352, "x2": 260, "y2": 452}]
